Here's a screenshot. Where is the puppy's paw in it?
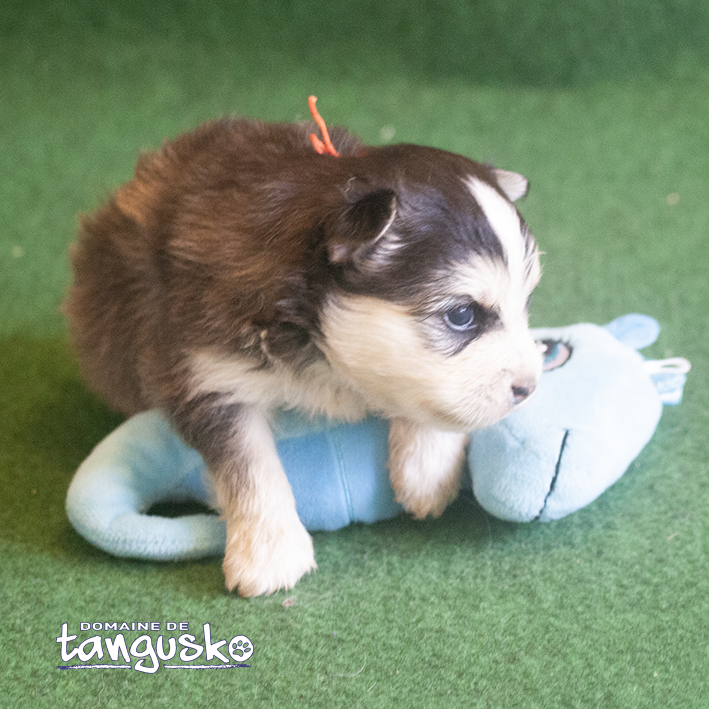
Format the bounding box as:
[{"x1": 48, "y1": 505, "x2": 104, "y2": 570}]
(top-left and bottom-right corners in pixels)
[
  {"x1": 223, "y1": 512, "x2": 317, "y2": 597},
  {"x1": 389, "y1": 419, "x2": 467, "y2": 519},
  {"x1": 392, "y1": 465, "x2": 463, "y2": 519}
]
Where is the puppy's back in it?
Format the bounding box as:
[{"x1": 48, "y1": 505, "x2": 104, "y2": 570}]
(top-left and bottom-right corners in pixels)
[
  {"x1": 65, "y1": 118, "x2": 362, "y2": 415},
  {"x1": 65, "y1": 174, "x2": 162, "y2": 415}
]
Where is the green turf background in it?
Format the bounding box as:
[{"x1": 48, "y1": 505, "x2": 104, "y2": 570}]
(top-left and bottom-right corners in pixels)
[{"x1": 2, "y1": 1, "x2": 708, "y2": 706}]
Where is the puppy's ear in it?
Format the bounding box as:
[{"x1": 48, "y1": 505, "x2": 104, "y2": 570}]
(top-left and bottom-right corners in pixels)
[
  {"x1": 494, "y1": 169, "x2": 528, "y2": 202},
  {"x1": 328, "y1": 187, "x2": 397, "y2": 265}
]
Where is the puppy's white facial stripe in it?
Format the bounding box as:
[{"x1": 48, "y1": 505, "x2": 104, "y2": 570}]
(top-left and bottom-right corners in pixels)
[
  {"x1": 464, "y1": 176, "x2": 527, "y2": 285},
  {"x1": 444, "y1": 258, "x2": 512, "y2": 311}
]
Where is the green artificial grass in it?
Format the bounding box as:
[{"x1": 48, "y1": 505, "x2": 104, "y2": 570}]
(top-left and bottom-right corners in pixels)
[{"x1": 2, "y1": 2, "x2": 709, "y2": 707}]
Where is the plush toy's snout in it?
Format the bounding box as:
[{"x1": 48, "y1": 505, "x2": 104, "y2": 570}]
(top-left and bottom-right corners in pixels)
[{"x1": 471, "y1": 316, "x2": 684, "y2": 522}]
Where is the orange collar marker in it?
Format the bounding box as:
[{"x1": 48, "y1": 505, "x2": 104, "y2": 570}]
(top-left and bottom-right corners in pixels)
[{"x1": 308, "y1": 96, "x2": 340, "y2": 157}]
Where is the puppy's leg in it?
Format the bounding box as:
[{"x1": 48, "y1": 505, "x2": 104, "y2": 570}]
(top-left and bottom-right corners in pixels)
[
  {"x1": 388, "y1": 418, "x2": 468, "y2": 519},
  {"x1": 178, "y1": 399, "x2": 316, "y2": 596}
]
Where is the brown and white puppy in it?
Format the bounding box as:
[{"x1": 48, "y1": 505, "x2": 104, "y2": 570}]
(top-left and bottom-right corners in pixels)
[{"x1": 64, "y1": 115, "x2": 542, "y2": 596}]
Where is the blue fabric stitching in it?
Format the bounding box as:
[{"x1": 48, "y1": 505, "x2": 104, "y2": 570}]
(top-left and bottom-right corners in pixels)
[{"x1": 331, "y1": 428, "x2": 354, "y2": 524}]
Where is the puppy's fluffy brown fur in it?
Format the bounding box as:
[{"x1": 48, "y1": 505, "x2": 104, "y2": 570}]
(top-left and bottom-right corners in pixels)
[{"x1": 65, "y1": 116, "x2": 542, "y2": 596}]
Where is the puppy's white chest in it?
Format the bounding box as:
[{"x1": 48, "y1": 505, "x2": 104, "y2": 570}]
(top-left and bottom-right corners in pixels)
[{"x1": 188, "y1": 349, "x2": 370, "y2": 421}]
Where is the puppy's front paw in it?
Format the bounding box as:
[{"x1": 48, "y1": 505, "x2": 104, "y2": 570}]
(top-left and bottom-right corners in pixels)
[
  {"x1": 222, "y1": 511, "x2": 317, "y2": 597},
  {"x1": 389, "y1": 419, "x2": 467, "y2": 519}
]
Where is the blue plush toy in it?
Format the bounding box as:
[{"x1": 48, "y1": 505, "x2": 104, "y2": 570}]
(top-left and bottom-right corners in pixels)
[{"x1": 66, "y1": 315, "x2": 689, "y2": 561}]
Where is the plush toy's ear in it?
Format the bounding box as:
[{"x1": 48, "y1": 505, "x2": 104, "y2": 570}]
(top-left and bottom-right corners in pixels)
[
  {"x1": 494, "y1": 169, "x2": 529, "y2": 202},
  {"x1": 328, "y1": 184, "x2": 397, "y2": 265}
]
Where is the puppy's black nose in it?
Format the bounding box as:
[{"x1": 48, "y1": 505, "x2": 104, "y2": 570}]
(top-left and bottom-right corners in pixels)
[{"x1": 511, "y1": 381, "x2": 536, "y2": 405}]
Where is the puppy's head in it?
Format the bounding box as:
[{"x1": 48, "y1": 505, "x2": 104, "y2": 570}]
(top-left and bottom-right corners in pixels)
[{"x1": 318, "y1": 145, "x2": 542, "y2": 432}]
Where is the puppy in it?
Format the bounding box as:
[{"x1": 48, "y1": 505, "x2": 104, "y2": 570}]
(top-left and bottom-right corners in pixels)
[{"x1": 64, "y1": 103, "x2": 542, "y2": 596}]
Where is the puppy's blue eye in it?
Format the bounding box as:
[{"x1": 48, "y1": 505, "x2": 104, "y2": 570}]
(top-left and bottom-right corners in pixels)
[{"x1": 444, "y1": 304, "x2": 477, "y2": 331}]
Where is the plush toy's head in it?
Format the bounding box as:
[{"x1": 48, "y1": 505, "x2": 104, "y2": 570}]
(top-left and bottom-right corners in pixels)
[
  {"x1": 471, "y1": 314, "x2": 689, "y2": 522},
  {"x1": 66, "y1": 314, "x2": 688, "y2": 561}
]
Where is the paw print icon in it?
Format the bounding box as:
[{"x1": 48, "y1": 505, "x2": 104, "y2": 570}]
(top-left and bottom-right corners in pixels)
[{"x1": 229, "y1": 636, "x2": 254, "y2": 663}]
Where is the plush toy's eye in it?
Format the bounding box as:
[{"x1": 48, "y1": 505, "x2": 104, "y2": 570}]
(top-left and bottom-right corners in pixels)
[
  {"x1": 539, "y1": 339, "x2": 572, "y2": 371},
  {"x1": 444, "y1": 303, "x2": 478, "y2": 332}
]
